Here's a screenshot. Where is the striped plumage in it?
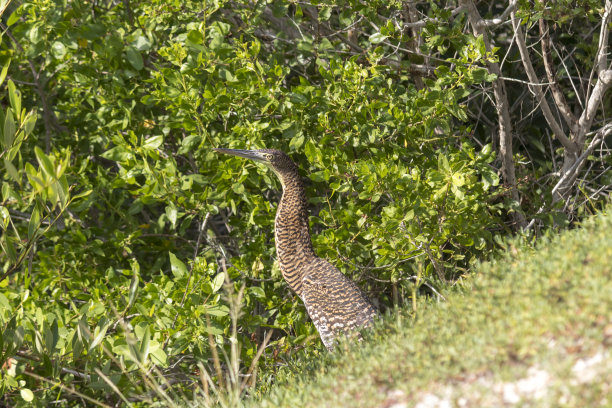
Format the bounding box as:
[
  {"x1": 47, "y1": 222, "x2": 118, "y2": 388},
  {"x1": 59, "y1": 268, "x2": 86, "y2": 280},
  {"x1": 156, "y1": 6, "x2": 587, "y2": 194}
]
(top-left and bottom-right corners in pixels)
[{"x1": 214, "y1": 148, "x2": 377, "y2": 350}]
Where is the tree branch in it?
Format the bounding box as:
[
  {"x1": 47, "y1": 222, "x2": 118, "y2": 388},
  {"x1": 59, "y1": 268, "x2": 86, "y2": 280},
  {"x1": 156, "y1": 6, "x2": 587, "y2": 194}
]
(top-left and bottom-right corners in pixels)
[
  {"x1": 402, "y1": 1, "x2": 426, "y2": 89},
  {"x1": 575, "y1": 69, "x2": 612, "y2": 145},
  {"x1": 538, "y1": 14, "x2": 579, "y2": 134},
  {"x1": 481, "y1": 2, "x2": 517, "y2": 27},
  {"x1": 595, "y1": 0, "x2": 612, "y2": 74},
  {"x1": 526, "y1": 123, "x2": 612, "y2": 229},
  {"x1": 575, "y1": 0, "x2": 612, "y2": 146},
  {"x1": 510, "y1": 10, "x2": 576, "y2": 152},
  {"x1": 461, "y1": 0, "x2": 526, "y2": 229}
]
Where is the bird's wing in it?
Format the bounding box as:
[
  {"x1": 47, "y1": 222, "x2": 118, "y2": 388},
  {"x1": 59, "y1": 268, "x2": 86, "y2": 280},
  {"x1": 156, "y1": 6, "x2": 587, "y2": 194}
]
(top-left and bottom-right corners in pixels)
[{"x1": 301, "y1": 263, "x2": 377, "y2": 350}]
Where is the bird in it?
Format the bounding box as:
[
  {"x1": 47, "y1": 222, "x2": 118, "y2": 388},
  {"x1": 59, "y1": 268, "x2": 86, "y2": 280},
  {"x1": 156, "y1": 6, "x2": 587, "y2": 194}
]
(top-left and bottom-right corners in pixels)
[{"x1": 214, "y1": 148, "x2": 377, "y2": 350}]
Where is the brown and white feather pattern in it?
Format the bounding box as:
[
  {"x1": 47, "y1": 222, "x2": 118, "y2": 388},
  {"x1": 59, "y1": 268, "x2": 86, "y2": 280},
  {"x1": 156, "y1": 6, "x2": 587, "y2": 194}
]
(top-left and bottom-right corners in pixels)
[
  {"x1": 215, "y1": 148, "x2": 377, "y2": 350},
  {"x1": 301, "y1": 259, "x2": 377, "y2": 349},
  {"x1": 268, "y1": 150, "x2": 377, "y2": 349}
]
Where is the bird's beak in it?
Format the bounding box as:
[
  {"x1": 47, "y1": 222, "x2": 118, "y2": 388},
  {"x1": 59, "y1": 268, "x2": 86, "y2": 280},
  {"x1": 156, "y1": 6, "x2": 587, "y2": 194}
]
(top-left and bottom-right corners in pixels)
[{"x1": 213, "y1": 148, "x2": 267, "y2": 163}]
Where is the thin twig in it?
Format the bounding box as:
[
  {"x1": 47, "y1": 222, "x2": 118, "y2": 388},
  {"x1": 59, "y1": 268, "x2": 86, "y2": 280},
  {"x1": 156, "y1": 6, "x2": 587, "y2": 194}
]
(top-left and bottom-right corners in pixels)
[
  {"x1": 178, "y1": 212, "x2": 211, "y2": 309},
  {"x1": 510, "y1": 9, "x2": 575, "y2": 151},
  {"x1": 525, "y1": 124, "x2": 612, "y2": 230},
  {"x1": 0, "y1": 22, "x2": 59, "y2": 152},
  {"x1": 240, "y1": 330, "x2": 274, "y2": 391},
  {"x1": 23, "y1": 371, "x2": 112, "y2": 408}
]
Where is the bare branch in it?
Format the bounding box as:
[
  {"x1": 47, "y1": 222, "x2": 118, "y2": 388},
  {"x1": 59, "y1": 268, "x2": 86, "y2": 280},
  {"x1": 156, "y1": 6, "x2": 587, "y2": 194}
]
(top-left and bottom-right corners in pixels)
[
  {"x1": 510, "y1": 10, "x2": 576, "y2": 152},
  {"x1": 258, "y1": 7, "x2": 303, "y2": 40},
  {"x1": 575, "y1": 0, "x2": 612, "y2": 146},
  {"x1": 595, "y1": 0, "x2": 612, "y2": 74},
  {"x1": 397, "y1": 5, "x2": 465, "y2": 29},
  {"x1": 538, "y1": 14, "x2": 579, "y2": 133},
  {"x1": 401, "y1": 1, "x2": 427, "y2": 89},
  {"x1": 551, "y1": 125, "x2": 611, "y2": 198},
  {"x1": 575, "y1": 69, "x2": 612, "y2": 145},
  {"x1": 550, "y1": 40, "x2": 585, "y2": 110},
  {"x1": 499, "y1": 76, "x2": 555, "y2": 86},
  {"x1": 482, "y1": 2, "x2": 517, "y2": 27},
  {"x1": 179, "y1": 211, "x2": 211, "y2": 309},
  {"x1": 526, "y1": 123, "x2": 612, "y2": 229}
]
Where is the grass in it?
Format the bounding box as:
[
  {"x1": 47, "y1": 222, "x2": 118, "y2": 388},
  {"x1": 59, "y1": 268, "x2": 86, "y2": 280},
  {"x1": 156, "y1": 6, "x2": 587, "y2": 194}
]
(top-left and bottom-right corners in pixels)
[{"x1": 246, "y1": 209, "x2": 612, "y2": 407}]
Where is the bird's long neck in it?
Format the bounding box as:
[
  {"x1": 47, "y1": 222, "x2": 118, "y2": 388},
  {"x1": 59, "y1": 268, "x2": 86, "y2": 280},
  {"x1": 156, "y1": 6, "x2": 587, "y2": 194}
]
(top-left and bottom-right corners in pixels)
[{"x1": 274, "y1": 170, "x2": 316, "y2": 297}]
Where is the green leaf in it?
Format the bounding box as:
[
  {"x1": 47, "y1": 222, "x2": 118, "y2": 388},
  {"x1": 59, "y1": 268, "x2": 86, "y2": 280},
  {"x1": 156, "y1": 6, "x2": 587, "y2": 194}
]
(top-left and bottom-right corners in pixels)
[
  {"x1": 289, "y1": 133, "x2": 305, "y2": 150},
  {"x1": 480, "y1": 144, "x2": 492, "y2": 157},
  {"x1": 438, "y1": 153, "x2": 450, "y2": 172},
  {"x1": 205, "y1": 324, "x2": 225, "y2": 334},
  {"x1": 206, "y1": 304, "x2": 229, "y2": 317},
  {"x1": 0, "y1": 206, "x2": 9, "y2": 230},
  {"x1": 231, "y1": 182, "x2": 245, "y2": 195},
  {"x1": 28, "y1": 23, "x2": 42, "y2": 43},
  {"x1": 304, "y1": 139, "x2": 317, "y2": 163},
  {"x1": 6, "y1": 9, "x2": 20, "y2": 27},
  {"x1": 339, "y1": 10, "x2": 353, "y2": 26},
  {"x1": 80, "y1": 23, "x2": 106, "y2": 40},
  {"x1": 3, "y1": 110, "x2": 16, "y2": 147},
  {"x1": 133, "y1": 35, "x2": 152, "y2": 51},
  {"x1": 128, "y1": 264, "x2": 140, "y2": 308},
  {"x1": 142, "y1": 135, "x2": 163, "y2": 150},
  {"x1": 151, "y1": 347, "x2": 168, "y2": 366},
  {"x1": 166, "y1": 204, "x2": 178, "y2": 228},
  {"x1": 45, "y1": 318, "x2": 59, "y2": 352},
  {"x1": 0, "y1": 59, "x2": 10, "y2": 87},
  {"x1": 51, "y1": 41, "x2": 67, "y2": 59},
  {"x1": 482, "y1": 169, "x2": 499, "y2": 190},
  {"x1": 297, "y1": 39, "x2": 314, "y2": 53},
  {"x1": 20, "y1": 388, "x2": 34, "y2": 402},
  {"x1": 485, "y1": 72, "x2": 498, "y2": 82},
  {"x1": 218, "y1": 67, "x2": 237, "y2": 82},
  {"x1": 471, "y1": 68, "x2": 488, "y2": 83},
  {"x1": 212, "y1": 272, "x2": 225, "y2": 293},
  {"x1": 72, "y1": 189, "x2": 93, "y2": 200},
  {"x1": 289, "y1": 92, "x2": 308, "y2": 105},
  {"x1": 139, "y1": 325, "x2": 151, "y2": 363},
  {"x1": 101, "y1": 146, "x2": 132, "y2": 161},
  {"x1": 56, "y1": 176, "x2": 69, "y2": 207},
  {"x1": 249, "y1": 286, "x2": 266, "y2": 299},
  {"x1": 452, "y1": 173, "x2": 465, "y2": 187},
  {"x1": 0, "y1": 236, "x2": 17, "y2": 262},
  {"x1": 319, "y1": 6, "x2": 332, "y2": 21},
  {"x1": 169, "y1": 252, "x2": 187, "y2": 278},
  {"x1": 126, "y1": 47, "x2": 144, "y2": 70},
  {"x1": 3, "y1": 160, "x2": 19, "y2": 184},
  {"x1": 382, "y1": 205, "x2": 398, "y2": 218},
  {"x1": 89, "y1": 320, "x2": 110, "y2": 350},
  {"x1": 23, "y1": 112, "x2": 37, "y2": 135},
  {"x1": 72, "y1": 332, "x2": 83, "y2": 360},
  {"x1": 369, "y1": 33, "x2": 388, "y2": 44},
  {"x1": 34, "y1": 146, "x2": 55, "y2": 180},
  {"x1": 28, "y1": 205, "x2": 40, "y2": 240},
  {"x1": 25, "y1": 162, "x2": 44, "y2": 191}
]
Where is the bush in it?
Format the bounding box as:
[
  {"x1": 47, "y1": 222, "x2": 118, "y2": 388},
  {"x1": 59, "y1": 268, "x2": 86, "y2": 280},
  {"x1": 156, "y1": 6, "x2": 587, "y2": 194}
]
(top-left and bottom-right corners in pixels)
[{"x1": 1, "y1": 0, "x2": 609, "y2": 405}]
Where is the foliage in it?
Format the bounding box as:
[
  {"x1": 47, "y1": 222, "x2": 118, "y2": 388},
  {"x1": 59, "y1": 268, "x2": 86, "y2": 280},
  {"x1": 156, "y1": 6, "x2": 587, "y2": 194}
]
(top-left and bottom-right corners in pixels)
[
  {"x1": 0, "y1": 0, "x2": 609, "y2": 405},
  {"x1": 251, "y1": 204, "x2": 612, "y2": 407}
]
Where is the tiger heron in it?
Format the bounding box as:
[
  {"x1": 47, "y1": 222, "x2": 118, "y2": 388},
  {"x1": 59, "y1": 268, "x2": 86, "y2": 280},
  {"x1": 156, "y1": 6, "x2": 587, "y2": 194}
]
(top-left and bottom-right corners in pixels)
[{"x1": 214, "y1": 148, "x2": 377, "y2": 350}]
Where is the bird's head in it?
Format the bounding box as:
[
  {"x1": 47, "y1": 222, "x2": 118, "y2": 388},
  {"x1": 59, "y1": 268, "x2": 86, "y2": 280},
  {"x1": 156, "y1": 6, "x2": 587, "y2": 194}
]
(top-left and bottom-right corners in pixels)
[{"x1": 213, "y1": 148, "x2": 299, "y2": 183}]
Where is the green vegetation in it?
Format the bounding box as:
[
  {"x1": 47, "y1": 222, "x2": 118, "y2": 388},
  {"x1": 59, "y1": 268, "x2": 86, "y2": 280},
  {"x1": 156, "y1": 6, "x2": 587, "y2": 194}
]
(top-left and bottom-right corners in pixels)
[
  {"x1": 253, "y1": 209, "x2": 612, "y2": 407},
  {"x1": 0, "y1": 0, "x2": 610, "y2": 406}
]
